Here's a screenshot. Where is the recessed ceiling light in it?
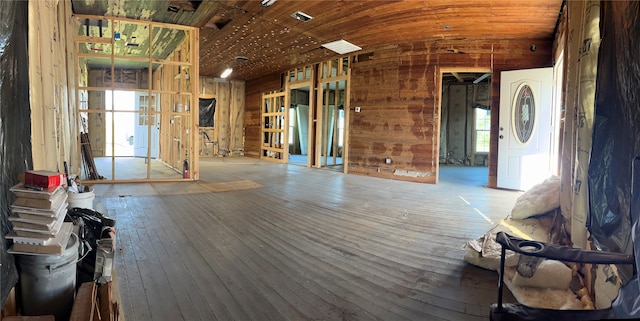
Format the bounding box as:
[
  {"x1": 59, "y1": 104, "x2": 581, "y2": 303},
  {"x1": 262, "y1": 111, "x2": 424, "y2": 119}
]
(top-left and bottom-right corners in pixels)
[
  {"x1": 321, "y1": 39, "x2": 362, "y2": 55},
  {"x1": 291, "y1": 11, "x2": 313, "y2": 22}
]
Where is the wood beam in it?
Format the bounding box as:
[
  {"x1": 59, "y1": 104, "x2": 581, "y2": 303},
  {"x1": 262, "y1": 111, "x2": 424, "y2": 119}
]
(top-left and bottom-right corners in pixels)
[{"x1": 451, "y1": 72, "x2": 464, "y2": 83}]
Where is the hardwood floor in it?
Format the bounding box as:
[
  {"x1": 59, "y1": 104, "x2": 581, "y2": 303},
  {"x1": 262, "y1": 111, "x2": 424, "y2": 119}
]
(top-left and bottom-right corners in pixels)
[{"x1": 94, "y1": 158, "x2": 521, "y2": 321}]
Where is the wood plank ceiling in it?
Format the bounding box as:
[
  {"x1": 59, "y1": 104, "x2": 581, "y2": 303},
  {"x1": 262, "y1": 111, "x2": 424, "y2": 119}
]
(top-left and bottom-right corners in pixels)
[{"x1": 71, "y1": 0, "x2": 563, "y2": 80}]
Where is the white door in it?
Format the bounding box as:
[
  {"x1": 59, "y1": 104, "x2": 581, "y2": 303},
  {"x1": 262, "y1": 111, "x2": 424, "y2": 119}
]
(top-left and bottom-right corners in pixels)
[
  {"x1": 497, "y1": 67, "x2": 554, "y2": 190},
  {"x1": 134, "y1": 93, "x2": 160, "y2": 158}
]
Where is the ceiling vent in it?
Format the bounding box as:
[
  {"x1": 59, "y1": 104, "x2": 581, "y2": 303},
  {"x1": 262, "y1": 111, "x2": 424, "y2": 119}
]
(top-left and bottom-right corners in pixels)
[
  {"x1": 291, "y1": 11, "x2": 313, "y2": 22},
  {"x1": 322, "y1": 39, "x2": 362, "y2": 55}
]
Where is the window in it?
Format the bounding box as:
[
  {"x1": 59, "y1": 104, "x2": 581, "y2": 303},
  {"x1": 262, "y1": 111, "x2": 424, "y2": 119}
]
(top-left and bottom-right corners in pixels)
[
  {"x1": 475, "y1": 109, "x2": 490, "y2": 153},
  {"x1": 513, "y1": 84, "x2": 535, "y2": 144}
]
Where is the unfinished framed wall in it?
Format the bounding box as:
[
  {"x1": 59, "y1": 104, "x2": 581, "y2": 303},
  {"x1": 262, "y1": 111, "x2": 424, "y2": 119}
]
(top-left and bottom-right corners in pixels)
[
  {"x1": 265, "y1": 58, "x2": 351, "y2": 171},
  {"x1": 197, "y1": 77, "x2": 218, "y2": 158},
  {"x1": 316, "y1": 57, "x2": 350, "y2": 172},
  {"x1": 286, "y1": 66, "x2": 315, "y2": 168},
  {"x1": 198, "y1": 77, "x2": 246, "y2": 158},
  {"x1": 260, "y1": 91, "x2": 288, "y2": 162},
  {"x1": 75, "y1": 15, "x2": 199, "y2": 182}
]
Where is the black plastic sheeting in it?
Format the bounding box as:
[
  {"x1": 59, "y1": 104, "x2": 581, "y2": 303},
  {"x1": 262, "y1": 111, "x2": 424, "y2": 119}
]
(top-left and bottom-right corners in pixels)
[
  {"x1": 199, "y1": 98, "x2": 216, "y2": 127},
  {"x1": 589, "y1": 1, "x2": 640, "y2": 283},
  {"x1": 0, "y1": 0, "x2": 32, "y2": 305}
]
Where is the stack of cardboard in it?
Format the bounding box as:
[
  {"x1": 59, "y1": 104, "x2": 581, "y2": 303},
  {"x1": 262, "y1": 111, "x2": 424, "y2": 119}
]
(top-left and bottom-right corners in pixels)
[{"x1": 7, "y1": 175, "x2": 73, "y2": 255}]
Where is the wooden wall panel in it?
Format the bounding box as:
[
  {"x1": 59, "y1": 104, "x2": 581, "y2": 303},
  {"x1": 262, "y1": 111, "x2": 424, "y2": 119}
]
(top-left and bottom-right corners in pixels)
[
  {"x1": 29, "y1": 0, "x2": 78, "y2": 173},
  {"x1": 198, "y1": 77, "x2": 218, "y2": 157},
  {"x1": 242, "y1": 39, "x2": 552, "y2": 183},
  {"x1": 157, "y1": 65, "x2": 173, "y2": 165},
  {"x1": 149, "y1": 38, "x2": 198, "y2": 176},
  {"x1": 350, "y1": 39, "x2": 552, "y2": 184},
  {"x1": 229, "y1": 81, "x2": 245, "y2": 155},
  {"x1": 217, "y1": 81, "x2": 231, "y2": 155},
  {"x1": 350, "y1": 44, "x2": 438, "y2": 183},
  {"x1": 202, "y1": 80, "x2": 246, "y2": 156}
]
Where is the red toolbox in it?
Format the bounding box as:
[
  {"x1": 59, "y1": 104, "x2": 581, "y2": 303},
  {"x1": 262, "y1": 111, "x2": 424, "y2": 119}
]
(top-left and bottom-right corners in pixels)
[{"x1": 24, "y1": 170, "x2": 66, "y2": 188}]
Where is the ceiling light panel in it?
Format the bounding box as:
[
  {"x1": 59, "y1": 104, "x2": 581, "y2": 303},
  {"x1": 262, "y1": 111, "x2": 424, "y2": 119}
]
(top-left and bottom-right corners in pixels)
[
  {"x1": 322, "y1": 40, "x2": 362, "y2": 55},
  {"x1": 291, "y1": 11, "x2": 313, "y2": 22}
]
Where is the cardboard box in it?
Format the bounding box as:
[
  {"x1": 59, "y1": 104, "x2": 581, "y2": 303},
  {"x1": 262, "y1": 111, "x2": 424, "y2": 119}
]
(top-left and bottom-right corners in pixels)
[{"x1": 24, "y1": 170, "x2": 65, "y2": 188}]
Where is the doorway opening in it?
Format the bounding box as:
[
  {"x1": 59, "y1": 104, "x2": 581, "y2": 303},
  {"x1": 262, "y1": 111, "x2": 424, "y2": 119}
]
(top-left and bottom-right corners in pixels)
[
  {"x1": 105, "y1": 90, "x2": 135, "y2": 157},
  {"x1": 438, "y1": 71, "x2": 492, "y2": 186},
  {"x1": 318, "y1": 80, "x2": 345, "y2": 171},
  {"x1": 277, "y1": 57, "x2": 350, "y2": 172},
  {"x1": 288, "y1": 85, "x2": 311, "y2": 166}
]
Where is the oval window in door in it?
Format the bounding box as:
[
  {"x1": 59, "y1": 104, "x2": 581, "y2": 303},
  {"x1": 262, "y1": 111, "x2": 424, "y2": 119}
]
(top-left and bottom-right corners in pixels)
[{"x1": 512, "y1": 83, "x2": 536, "y2": 144}]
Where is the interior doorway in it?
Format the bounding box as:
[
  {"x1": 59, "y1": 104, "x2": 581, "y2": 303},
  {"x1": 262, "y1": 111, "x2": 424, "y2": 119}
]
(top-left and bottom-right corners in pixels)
[
  {"x1": 282, "y1": 58, "x2": 350, "y2": 171},
  {"x1": 317, "y1": 80, "x2": 345, "y2": 171},
  {"x1": 288, "y1": 85, "x2": 311, "y2": 167},
  {"x1": 438, "y1": 70, "x2": 492, "y2": 186}
]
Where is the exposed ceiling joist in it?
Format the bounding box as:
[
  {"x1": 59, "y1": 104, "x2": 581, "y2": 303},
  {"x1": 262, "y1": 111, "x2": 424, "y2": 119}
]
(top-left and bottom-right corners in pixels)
[
  {"x1": 451, "y1": 72, "x2": 464, "y2": 83},
  {"x1": 473, "y1": 73, "x2": 492, "y2": 84}
]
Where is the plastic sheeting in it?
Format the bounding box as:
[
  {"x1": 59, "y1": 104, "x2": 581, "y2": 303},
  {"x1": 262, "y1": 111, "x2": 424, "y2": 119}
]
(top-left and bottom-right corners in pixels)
[
  {"x1": 0, "y1": 0, "x2": 32, "y2": 305},
  {"x1": 199, "y1": 98, "x2": 216, "y2": 127},
  {"x1": 612, "y1": 158, "x2": 640, "y2": 317},
  {"x1": 589, "y1": 1, "x2": 640, "y2": 283}
]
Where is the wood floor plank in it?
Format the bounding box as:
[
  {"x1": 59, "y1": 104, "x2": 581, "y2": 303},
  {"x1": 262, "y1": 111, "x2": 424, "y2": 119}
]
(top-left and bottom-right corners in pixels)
[
  {"x1": 109, "y1": 202, "x2": 153, "y2": 321},
  {"x1": 96, "y1": 159, "x2": 521, "y2": 321}
]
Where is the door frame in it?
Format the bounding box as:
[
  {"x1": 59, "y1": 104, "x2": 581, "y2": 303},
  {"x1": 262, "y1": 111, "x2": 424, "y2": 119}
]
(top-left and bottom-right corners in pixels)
[
  {"x1": 286, "y1": 76, "x2": 314, "y2": 167},
  {"x1": 315, "y1": 64, "x2": 350, "y2": 173},
  {"x1": 436, "y1": 67, "x2": 492, "y2": 184},
  {"x1": 316, "y1": 79, "x2": 347, "y2": 169}
]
